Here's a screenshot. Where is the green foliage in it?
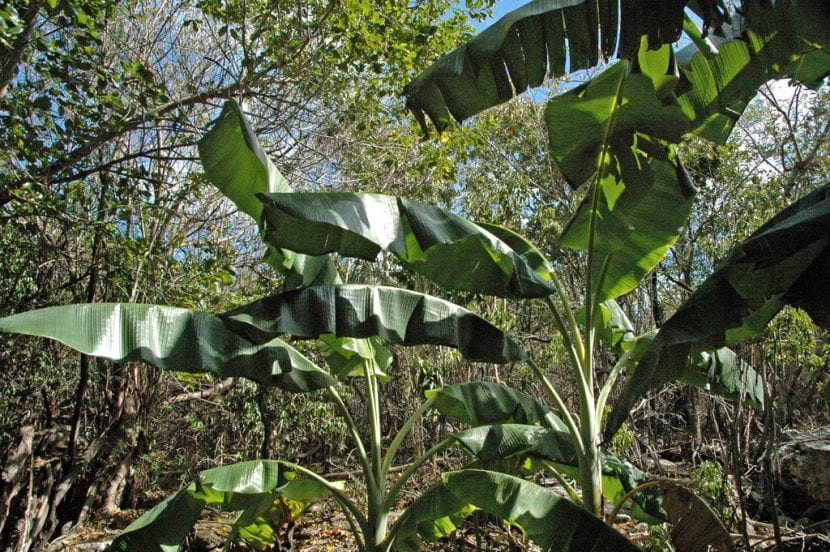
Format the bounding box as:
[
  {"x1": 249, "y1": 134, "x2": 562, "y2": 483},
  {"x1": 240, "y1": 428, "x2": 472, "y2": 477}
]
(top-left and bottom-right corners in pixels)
[
  {"x1": 404, "y1": 0, "x2": 733, "y2": 132},
  {"x1": 643, "y1": 523, "x2": 675, "y2": 552},
  {"x1": 256, "y1": 192, "x2": 555, "y2": 298},
  {"x1": 110, "y1": 460, "x2": 340, "y2": 551},
  {"x1": 0, "y1": 303, "x2": 335, "y2": 391},
  {"x1": 0, "y1": 98, "x2": 540, "y2": 551},
  {"x1": 3, "y1": 0, "x2": 830, "y2": 550},
  {"x1": 692, "y1": 460, "x2": 736, "y2": 527},
  {"x1": 442, "y1": 470, "x2": 638, "y2": 550},
  {"x1": 602, "y1": 406, "x2": 635, "y2": 455},
  {"x1": 551, "y1": 52, "x2": 696, "y2": 302},
  {"x1": 609, "y1": 183, "x2": 830, "y2": 434}
]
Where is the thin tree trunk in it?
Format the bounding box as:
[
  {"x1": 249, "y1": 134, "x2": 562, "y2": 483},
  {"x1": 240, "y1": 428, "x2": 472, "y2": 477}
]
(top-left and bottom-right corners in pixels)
[
  {"x1": 258, "y1": 386, "x2": 273, "y2": 459},
  {"x1": 719, "y1": 403, "x2": 751, "y2": 550},
  {"x1": 762, "y1": 363, "x2": 784, "y2": 550},
  {"x1": 0, "y1": 421, "x2": 34, "y2": 539},
  {"x1": 65, "y1": 176, "x2": 111, "y2": 469}
]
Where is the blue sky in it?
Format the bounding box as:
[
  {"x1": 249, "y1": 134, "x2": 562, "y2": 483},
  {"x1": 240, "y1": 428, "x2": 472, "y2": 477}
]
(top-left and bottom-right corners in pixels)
[{"x1": 471, "y1": 0, "x2": 526, "y2": 31}]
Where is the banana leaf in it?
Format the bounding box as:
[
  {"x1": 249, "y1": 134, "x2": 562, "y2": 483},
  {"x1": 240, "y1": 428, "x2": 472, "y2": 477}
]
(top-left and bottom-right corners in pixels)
[
  {"x1": 387, "y1": 483, "x2": 476, "y2": 551},
  {"x1": 0, "y1": 304, "x2": 334, "y2": 392},
  {"x1": 199, "y1": 100, "x2": 389, "y2": 381},
  {"x1": 110, "y1": 460, "x2": 338, "y2": 551},
  {"x1": 222, "y1": 285, "x2": 526, "y2": 363},
  {"x1": 594, "y1": 299, "x2": 636, "y2": 351},
  {"x1": 476, "y1": 220, "x2": 555, "y2": 277},
  {"x1": 428, "y1": 381, "x2": 566, "y2": 431},
  {"x1": 452, "y1": 423, "x2": 663, "y2": 522},
  {"x1": 551, "y1": 51, "x2": 696, "y2": 302},
  {"x1": 317, "y1": 334, "x2": 392, "y2": 382},
  {"x1": 442, "y1": 469, "x2": 639, "y2": 551},
  {"x1": 257, "y1": 192, "x2": 555, "y2": 298},
  {"x1": 405, "y1": 0, "x2": 828, "y2": 140},
  {"x1": 403, "y1": 0, "x2": 732, "y2": 132},
  {"x1": 676, "y1": 0, "x2": 830, "y2": 143},
  {"x1": 683, "y1": 348, "x2": 765, "y2": 407},
  {"x1": 607, "y1": 183, "x2": 830, "y2": 437},
  {"x1": 199, "y1": 100, "x2": 337, "y2": 289}
]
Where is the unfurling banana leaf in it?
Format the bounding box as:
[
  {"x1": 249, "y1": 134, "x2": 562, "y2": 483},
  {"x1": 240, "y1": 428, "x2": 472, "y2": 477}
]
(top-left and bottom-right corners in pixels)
[
  {"x1": 318, "y1": 334, "x2": 392, "y2": 382},
  {"x1": 593, "y1": 299, "x2": 636, "y2": 352},
  {"x1": 442, "y1": 469, "x2": 639, "y2": 551},
  {"x1": 0, "y1": 304, "x2": 334, "y2": 392},
  {"x1": 257, "y1": 192, "x2": 555, "y2": 298},
  {"x1": 222, "y1": 285, "x2": 526, "y2": 363},
  {"x1": 110, "y1": 460, "x2": 339, "y2": 550},
  {"x1": 607, "y1": 184, "x2": 830, "y2": 437}
]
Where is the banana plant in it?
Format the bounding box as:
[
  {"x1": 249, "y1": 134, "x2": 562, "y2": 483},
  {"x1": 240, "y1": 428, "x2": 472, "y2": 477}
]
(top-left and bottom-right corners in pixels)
[
  {"x1": 0, "y1": 101, "x2": 645, "y2": 551},
  {"x1": 395, "y1": 0, "x2": 830, "y2": 545},
  {"x1": 3, "y1": 2, "x2": 828, "y2": 549},
  {"x1": 211, "y1": 0, "x2": 826, "y2": 548}
]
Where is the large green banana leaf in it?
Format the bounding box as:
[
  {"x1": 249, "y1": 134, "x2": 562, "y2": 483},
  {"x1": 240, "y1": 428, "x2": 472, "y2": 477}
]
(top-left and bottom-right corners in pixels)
[
  {"x1": 428, "y1": 381, "x2": 567, "y2": 431},
  {"x1": 403, "y1": 0, "x2": 733, "y2": 132},
  {"x1": 619, "y1": 329, "x2": 765, "y2": 408},
  {"x1": 111, "y1": 460, "x2": 338, "y2": 551},
  {"x1": 547, "y1": 49, "x2": 689, "y2": 189},
  {"x1": 684, "y1": 348, "x2": 764, "y2": 407},
  {"x1": 257, "y1": 192, "x2": 555, "y2": 298},
  {"x1": 590, "y1": 303, "x2": 764, "y2": 412},
  {"x1": 607, "y1": 183, "x2": 830, "y2": 436},
  {"x1": 222, "y1": 285, "x2": 526, "y2": 363},
  {"x1": 442, "y1": 469, "x2": 639, "y2": 551},
  {"x1": 198, "y1": 100, "x2": 337, "y2": 289},
  {"x1": 551, "y1": 49, "x2": 696, "y2": 302},
  {"x1": 476, "y1": 220, "x2": 555, "y2": 277},
  {"x1": 452, "y1": 423, "x2": 663, "y2": 522},
  {"x1": 0, "y1": 304, "x2": 334, "y2": 392}
]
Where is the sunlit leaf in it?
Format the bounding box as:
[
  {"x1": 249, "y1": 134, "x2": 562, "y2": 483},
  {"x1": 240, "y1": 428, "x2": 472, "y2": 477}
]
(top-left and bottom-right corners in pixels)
[
  {"x1": 198, "y1": 100, "x2": 337, "y2": 289},
  {"x1": 551, "y1": 55, "x2": 696, "y2": 302},
  {"x1": 257, "y1": 192, "x2": 555, "y2": 298},
  {"x1": 403, "y1": 0, "x2": 732, "y2": 132},
  {"x1": 318, "y1": 334, "x2": 392, "y2": 382},
  {"x1": 111, "y1": 461, "x2": 334, "y2": 551},
  {"x1": 0, "y1": 304, "x2": 334, "y2": 392}
]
